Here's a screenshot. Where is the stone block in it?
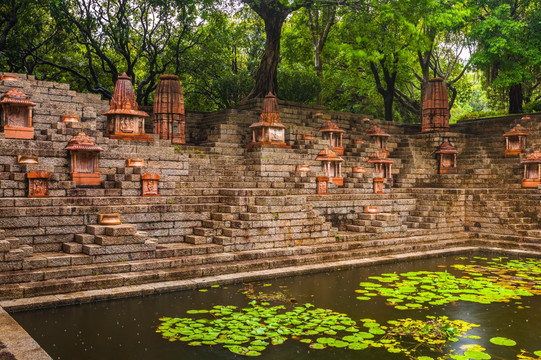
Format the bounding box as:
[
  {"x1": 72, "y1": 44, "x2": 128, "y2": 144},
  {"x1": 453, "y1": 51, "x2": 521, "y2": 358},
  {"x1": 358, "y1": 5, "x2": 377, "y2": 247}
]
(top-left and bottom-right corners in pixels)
[
  {"x1": 94, "y1": 234, "x2": 146, "y2": 246},
  {"x1": 104, "y1": 224, "x2": 137, "y2": 237}
]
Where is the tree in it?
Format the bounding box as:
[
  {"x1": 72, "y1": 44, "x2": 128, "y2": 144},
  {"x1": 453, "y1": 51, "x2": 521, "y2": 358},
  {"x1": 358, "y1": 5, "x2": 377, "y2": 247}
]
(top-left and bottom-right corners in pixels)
[
  {"x1": 241, "y1": 0, "x2": 310, "y2": 99},
  {"x1": 471, "y1": 0, "x2": 541, "y2": 113}
]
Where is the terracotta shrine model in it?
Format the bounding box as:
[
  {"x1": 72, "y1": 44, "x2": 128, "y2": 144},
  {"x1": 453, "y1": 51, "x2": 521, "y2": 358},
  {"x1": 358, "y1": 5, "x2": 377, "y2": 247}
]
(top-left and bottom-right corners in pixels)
[
  {"x1": 436, "y1": 141, "x2": 458, "y2": 174},
  {"x1": 368, "y1": 151, "x2": 394, "y2": 191},
  {"x1": 27, "y1": 171, "x2": 50, "y2": 197},
  {"x1": 66, "y1": 132, "x2": 104, "y2": 186},
  {"x1": 142, "y1": 174, "x2": 160, "y2": 196},
  {"x1": 503, "y1": 124, "x2": 529, "y2": 157},
  {"x1": 153, "y1": 74, "x2": 186, "y2": 144},
  {"x1": 248, "y1": 92, "x2": 290, "y2": 148},
  {"x1": 316, "y1": 148, "x2": 344, "y2": 186},
  {"x1": 61, "y1": 115, "x2": 79, "y2": 123},
  {"x1": 521, "y1": 151, "x2": 541, "y2": 188},
  {"x1": 104, "y1": 73, "x2": 152, "y2": 141},
  {"x1": 0, "y1": 88, "x2": 36, "y2": 139},
  {"x1": 319, "y1": 119, "x2": 345, "y2": 155},
  {"x1": 422, "y1": 78, "x2": 450, "y2": 133},
  {"x1": 366, "y1": 125, "x2": 390, "y2": 151}
]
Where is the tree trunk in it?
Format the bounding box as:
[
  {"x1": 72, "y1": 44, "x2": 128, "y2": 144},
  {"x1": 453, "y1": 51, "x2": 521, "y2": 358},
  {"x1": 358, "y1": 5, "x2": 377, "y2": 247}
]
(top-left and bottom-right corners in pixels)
[
  {"x1": 315, "y1": 48, "x2": 323, "y2": 105},
  {"x1": 246, "y1": 14, "x2": 285, "y2": 99},
  {"x1": 508, "y1": 84, "x2": 523, "y2": 114},
  {"x1": 383, "y1": 92, "x2": 394, "y2": 122}
]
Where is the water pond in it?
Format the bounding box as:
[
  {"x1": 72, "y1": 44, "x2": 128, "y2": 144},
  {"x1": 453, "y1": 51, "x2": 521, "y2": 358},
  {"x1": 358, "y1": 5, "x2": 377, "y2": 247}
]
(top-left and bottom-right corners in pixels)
[{"x1": 12, "y1": 253, "x2": 541, "y2": 360}]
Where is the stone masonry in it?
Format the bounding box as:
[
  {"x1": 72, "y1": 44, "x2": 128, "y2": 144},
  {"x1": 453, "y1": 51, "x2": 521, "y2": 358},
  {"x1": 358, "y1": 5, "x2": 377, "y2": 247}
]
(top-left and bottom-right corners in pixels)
[{"x1": 0, "y1": 72, "x2": 540, "y2": 302}]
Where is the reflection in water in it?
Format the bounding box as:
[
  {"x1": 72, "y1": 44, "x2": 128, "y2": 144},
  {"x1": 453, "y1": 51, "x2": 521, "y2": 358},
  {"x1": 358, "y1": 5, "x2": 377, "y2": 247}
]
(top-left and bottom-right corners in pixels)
[{"x1": 12, "y1": 254, "x2": 541, "y2": 360}]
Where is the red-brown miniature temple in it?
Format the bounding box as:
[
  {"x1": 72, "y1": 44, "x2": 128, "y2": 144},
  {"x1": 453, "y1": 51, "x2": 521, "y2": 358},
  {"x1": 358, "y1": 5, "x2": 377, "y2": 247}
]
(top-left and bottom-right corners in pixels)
[
  {"x1": 27, "y1": 171, "x2": 50, "y2": 197},
  {"x1": 0, "y1": 88, "x2": 36, "y2": 139},
  {"x1": 521, "y1": 151, "x2": 541, "y2": 188},
  {"x1": 104, "y1": 73, "x2": 152, "y2": 141},
  {"x1": 66, "y1": 132, "x2": 104, "y2": 186},
  {"x1": 436, "y1": 141, "x2": 458, "y2": 174},
  {"x1": 153, "y1": 74, "x2": 186, "y2": 144},
  {"x1": 319, "y1": 119, "x2": 345, "y2": 155},
  {"x1": 366, "y1": 125, "x2": 390, "y2": 150},
  {"x1": 142, "y1": 173, "x2": 160, "y2": 196},
  {"x1": 248, "y1": 93, "x2": 290, "y2": 148},
  {"x1": 316, "y1": 148, "x2": 344, "y2": 186},
  {"x1": 503, "y1": 124, "x2": 529, "y2": 157},
  {"x1": 368, "y1": 151, "x2": 394, "y2": 189},
  {"x1": 422, "y1": 78, "x2": 450, "y2": 133}
]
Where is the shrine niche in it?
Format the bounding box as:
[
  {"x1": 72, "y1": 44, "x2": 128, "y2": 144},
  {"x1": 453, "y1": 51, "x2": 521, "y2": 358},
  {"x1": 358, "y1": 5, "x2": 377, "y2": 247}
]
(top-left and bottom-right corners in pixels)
[
  {"x1": 316, "y1": 148, "x2": 344, "y2": 186},
  {"x1": 316, "y1": 176, "x2": 329, "y2": 195},
  {"x1": 66, "y1": 132, "x2": 104, "y2": 186},
  {"x1": 17, "y1": 155, "x2": 38, "y2": 164},
  {"x1": 248, "y1": 92, "x2": 290, "y2": 149},
  {"x1": 126, "y1": 159, "x2": 144, "y2": 168},
  {"x1": 364, "y1": 206, "x2": 378, "y2": 214},
  {"x1": 27, "y1": 171, "x2": 50, "y2": 198},
  {"x1": 319, "y1": 119, "x2": 345, "y2": 155},
  {"x1": 503, "y1": 124, "x2": 528, "y2": 157},
  {"x1": 1, "y1": 74, "x2": 18, "y2": 81},
  {"x1": 436, "y1": 141, "x2": 458, "y2": 174},
  {"x1": 296, "y1": 165, "x2": 311, "y2": 172},
  {"x1": 153, "y1": 74, "x2": 186, "y2": 144},
  {"x1": 299, "y1": 134, "x2": 314, "y2": 141},
  {"x1": 62, "y1": 115, "x2": 79, "y2": 123},
  {"x1": 103, "y1": 73, "x2": 152, "y2": 141},
  {"x1": 0, "y1": 88, "x2": 36, "y2": 139},
  {"x1": 366, "y1": 125, "x2": 390, "y2": 150},
  {"x1": 142, "y1": 174, "x2": 160, "y2": 196},
  {"x1": 422, "y1": 78, "x2": 450, "y2": 133},
  {"x1": 368, "y1": 151, "x2": 393, "y2": 185},
  {"x1": 98, "y1": 213, "x2": 121, "y2": 225},
  {"x1": 521, "y1": 151, "x2": 541, "y2": 188},
  {"x1": 352, "y1": 166, "x2": 366, "y2": 174}
]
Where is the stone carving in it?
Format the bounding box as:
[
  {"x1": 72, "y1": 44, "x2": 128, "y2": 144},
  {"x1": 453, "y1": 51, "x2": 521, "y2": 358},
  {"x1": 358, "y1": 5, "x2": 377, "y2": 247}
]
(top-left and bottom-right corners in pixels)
[
  {"x1": 248, "y1": 93, "x2": 290, "y2": 148},
  {"x1": 319, "y1": 119, "x2": 345, "y2": 155},
  {"x1": 66, "y1": 132, "x2": 104, "y2": 186},
  {"x1": 521, "y1": 151, "x2": 541, "y2": 188},
  {"x1": 364, "y1": 206, "x2": 379, "y2": 214},
  {"x1": 126, "y1": 159, "x2": 145, "y2": 167},
  {"x1": 103, "y1": 73, "x2": 152, "y2": 141},
  {"x1": 98, "y1": 213, "x2": 121, "y2": 225},
  {"x1": 352, "y1": 166, "x2": 366, "y2": 173},
  {"x1": 27, "y1": 171, "x2": 50, "y2": 197},
  {"x1": 368, "y1": 151, "x2": 393, "y2": 186},
  {"x1": 142, "y1": 173, "x2": 160, "y2": 196},
  {"x1": 17, "y1": 155, "x2": 38, "y2": 164},
  {"x1": 61, "y1": 115, "x2": 79, "y2": 123},
  {"x1": 316, "y1": 148, "x2": 344, "y2": 186},
  {"x1": 503, "y1": 123, "x2": 529, "y2": 157},
  {"x1": 436, "y1": 141, "x2": 458, "y2": 174},
  {"x1": 422, "y1": 78, "x2": 450, "y2": 133},
  {"x1": 366, "y1": 125, "x2": 390, "y2": 150},
  {"x1": 153, "y1": 74, "x2": 186, "y2": 144},
  {"x1": 373, "y1": 178, "x2": 384, "y2": 194},
  {"x1": 0, "y1": 88, "x2": 36, "y2": 139},
  {"x1": 316, "y1": 177, "x2": 329, "y2": 195}
]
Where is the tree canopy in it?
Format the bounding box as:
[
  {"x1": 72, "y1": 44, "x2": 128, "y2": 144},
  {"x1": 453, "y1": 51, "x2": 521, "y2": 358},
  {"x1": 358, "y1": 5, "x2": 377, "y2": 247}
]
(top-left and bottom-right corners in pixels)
[{"x1": 1, "y1": 0, "x2": 540, "y2": 120}]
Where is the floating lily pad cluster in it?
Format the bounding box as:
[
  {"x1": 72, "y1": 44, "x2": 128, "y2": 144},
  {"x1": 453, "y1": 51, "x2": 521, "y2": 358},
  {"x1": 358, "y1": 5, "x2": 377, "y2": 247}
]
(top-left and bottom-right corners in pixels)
[
  {"x1": 356, "y1": 258, "x2": 541, "y2": 310},
  {"x1": 156, "y1": 302, "x2": 477, "y2": 358}
]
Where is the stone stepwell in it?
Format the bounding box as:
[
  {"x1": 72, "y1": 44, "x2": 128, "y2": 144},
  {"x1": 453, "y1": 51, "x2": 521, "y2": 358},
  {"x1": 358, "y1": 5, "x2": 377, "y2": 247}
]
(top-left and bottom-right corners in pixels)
[{"x1": 0, "y1": 72, "x2": 540, "y2": 303}]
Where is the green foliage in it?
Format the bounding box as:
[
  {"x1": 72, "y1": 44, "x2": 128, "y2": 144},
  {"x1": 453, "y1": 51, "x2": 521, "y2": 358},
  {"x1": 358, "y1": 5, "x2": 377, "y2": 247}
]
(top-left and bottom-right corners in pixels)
[
  {"x1": 524, "y1": 99, "x2": 541, "y2": 113},
  {"x1": 277, "y1": 66, "x2": 321, "y2": 103}
]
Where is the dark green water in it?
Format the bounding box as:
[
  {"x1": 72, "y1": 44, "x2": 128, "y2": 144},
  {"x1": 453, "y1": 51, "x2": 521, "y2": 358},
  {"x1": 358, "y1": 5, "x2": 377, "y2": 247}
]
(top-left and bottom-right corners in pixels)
[{"x1": 12, "y1": 254, "x2": 541, "y2": 360}]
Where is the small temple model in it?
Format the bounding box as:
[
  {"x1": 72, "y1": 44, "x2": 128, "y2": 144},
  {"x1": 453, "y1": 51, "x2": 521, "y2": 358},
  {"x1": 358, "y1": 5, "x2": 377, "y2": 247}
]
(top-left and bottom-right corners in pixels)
[
  {"x1": 368, "y1": 151, "x2": 393, "y2": 186},
  {"x1": 521, "y1": 151, "x2": 541, "y2": 188},
  {"x1": 319, "y1": 119, "x2": 345, "y2": 155},
  {"x1": 503, "y1": 123, "x2": 529, "y2": 157},
  {"x1": 153, "y1": 74, "x2": 186, "y2": 144},
  {"x1": 366, "y1": 125, "x2": 390, "y2": 150},
  {"x1": 0, "y1": 88, "x2": 36, "y2": 139},
  {"x1": 248, "y1": 92, "x2": 290, "y2": 148},
  {"x1": 422, "y1": 78, "x2": 450, "y2": 133},
  {"x1": 316, "y1": 148, "x2": 344, "y2": 186},
  {"x1": 104, "y1": 73, "x2": 152, "y2": 141},
  {"x1": 66, "y1": 132, "x2": 104, "y2": 186},
  {"x1": 436, "y1": 141, "x2": 458, "y2": 174}
]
